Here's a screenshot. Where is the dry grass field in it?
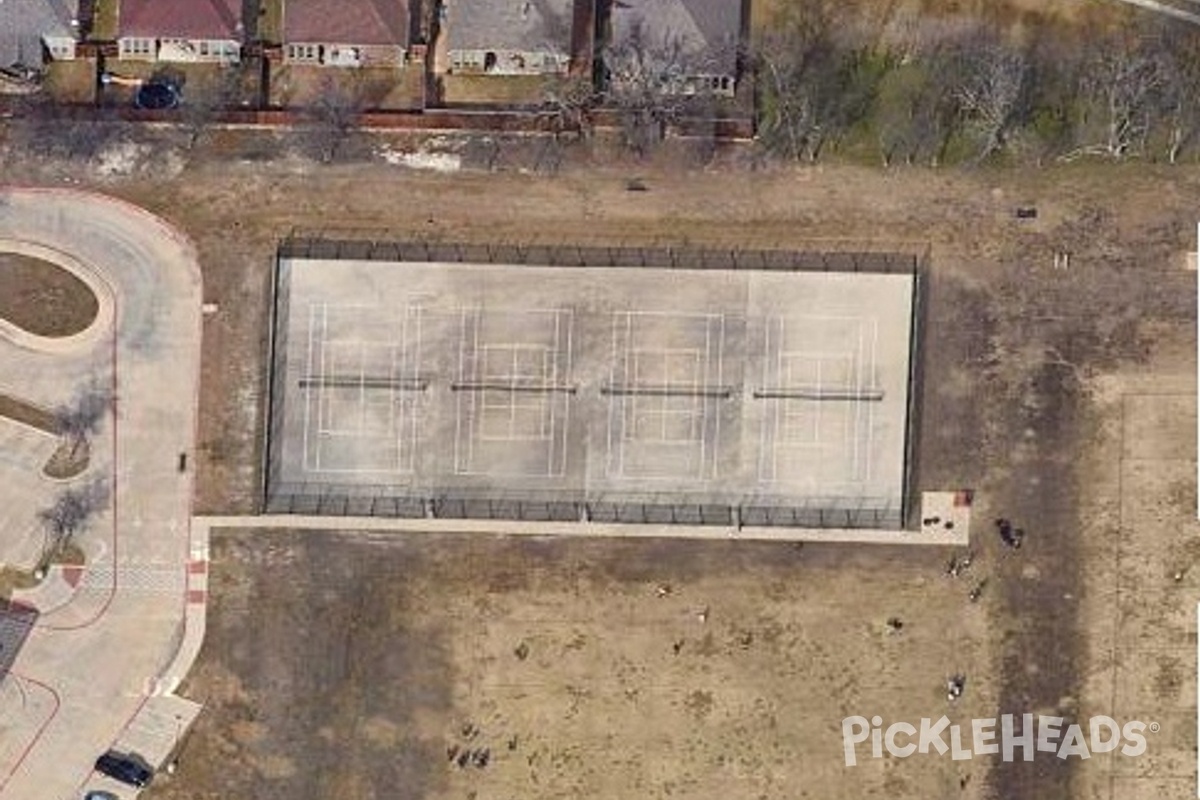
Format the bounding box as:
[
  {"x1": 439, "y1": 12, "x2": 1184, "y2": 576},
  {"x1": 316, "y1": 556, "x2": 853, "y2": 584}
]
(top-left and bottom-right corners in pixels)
[{"x1": 146, "y1": 530, "x2": 995, "y2": 800}]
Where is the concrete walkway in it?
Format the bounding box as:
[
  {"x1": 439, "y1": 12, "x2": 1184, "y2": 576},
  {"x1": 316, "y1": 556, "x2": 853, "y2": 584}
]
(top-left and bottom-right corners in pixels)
[
  {"x1": 0, "y1": 190, "x2": 204, "y2": 800},
  {"x1": 195, "y1": 506, "x2": 970, "y2": 546}
]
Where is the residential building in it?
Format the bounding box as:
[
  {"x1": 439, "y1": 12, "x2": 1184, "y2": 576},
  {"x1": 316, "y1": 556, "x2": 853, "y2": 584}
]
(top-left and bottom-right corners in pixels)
[
  {"x1": 281, "y1": 0, "x2": 410, "y2": 67},
  {"x1": 608, "y1": 0, "x2": 742, "y2": 96},
  {"x1": 116, "y1": 0, "x2": 242, "y2": 64},
  {"x1": 445, "y1": 0, "x2": 573, "y2": 76},
  {"x1": 0, "y1": 0, "x2": 80, "y2": 69}
]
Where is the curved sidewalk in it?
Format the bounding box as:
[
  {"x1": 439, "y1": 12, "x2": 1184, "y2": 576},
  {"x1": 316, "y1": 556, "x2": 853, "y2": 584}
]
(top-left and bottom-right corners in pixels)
[{"x1": 0, "y1": 189, "x2": 205, "y2": 800}]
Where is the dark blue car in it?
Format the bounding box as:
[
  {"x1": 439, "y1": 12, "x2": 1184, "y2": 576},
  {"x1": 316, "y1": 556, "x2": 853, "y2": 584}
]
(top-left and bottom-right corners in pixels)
[{"x1": 94, "y1": 751, "x2": 153, "y2": 788}]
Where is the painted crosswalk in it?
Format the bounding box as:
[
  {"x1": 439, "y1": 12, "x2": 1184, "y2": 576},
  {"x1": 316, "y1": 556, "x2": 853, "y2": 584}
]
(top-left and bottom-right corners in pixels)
[{"x1": 80, "y1": 564, "x2": 185, "y2": 593}]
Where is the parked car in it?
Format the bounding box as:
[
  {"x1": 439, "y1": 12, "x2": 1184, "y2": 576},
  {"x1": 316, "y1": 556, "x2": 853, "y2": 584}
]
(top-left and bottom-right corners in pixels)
[
  {"x1": 83, "y1": 791, "x2": 119, "y2": 800},
  {"x1": 94, "y1": 751, "x2": 153, "y2": 788}
]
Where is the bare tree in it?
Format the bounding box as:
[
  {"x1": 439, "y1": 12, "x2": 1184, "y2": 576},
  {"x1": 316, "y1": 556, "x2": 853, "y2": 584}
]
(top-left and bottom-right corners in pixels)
[
  {"x1": 953, "y1": 37, "x2": 1029, "y2": 161},
  {"x1": 37, "y1": 478, "x2": 109, "y2": 563},
  {"x1": 7, "y1": 96, "x2": 130, "y2": 162},
  {"x1": 873, "y1": 45, "x2": 963, "y2": 168},
  {"x1": 603, "y1": 20, "x2": 695, "y2": 157},
  {"x1": 1079, "y1": 30, "x2": 1163, "y2": 158},
  {"x1": 532, "y1": 73, "x2": 596, "y2": 173},
  {"x1": 1007, "y1": 25, "x2": 1084, "y2": 165},
  {"x1": 55, "y1": 381, "x2": 114, "y2": 459},
  {"x1": 754, "y1": 1, "x2": 839, "y2": 161},
  {"x1": 1154, "y1": 24, "x2": 1200, "y2": 163},
  {"x1": 539, "y1": 72, "x2": 598, "y2": 141},
  {"x1": 305, "y1": 72, "x2": 394, "y2": 163},
  {"x1": 178, "y1": 66, "x2": 242, "y2": 149},
  {"x1": 756, "y1": 2, "x2": 887, "y2": 163}
]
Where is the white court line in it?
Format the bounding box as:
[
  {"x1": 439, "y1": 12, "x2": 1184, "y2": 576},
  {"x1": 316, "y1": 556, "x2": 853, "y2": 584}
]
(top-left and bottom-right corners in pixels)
[
  {"x1": 408, "y1": 303, "x2": 423, "y2": 473},
  {"x1": 296, "y1": 464, "x2": 403, "y2": 475},
  {"x1": 780, "y1": 349, "x2": 856, "y2": 360},
  {"x1": 358, "y1": 338, "x2": 366, "y2": 433},
  {"x1": 779, "y1": 353, "x2": 855, "y2": 448},
  {"x1": 469, "y1": 310, "x2": 480, "y2": 470},
  {"x1": 774, "y1": 319, "x2": 786, "y2": 478},
  {"x1": 713, "y1": 313, "x2": 725, "y2": 479},
  {"x1": 785, "y1": 312, "x2": 870, "y2": 323},
  {"x1": 606, "y1": 313, "x2": 619, "y2": 478},
  {"x1": 316, "y1": 303, "x2": 329, "y2": 470},
  {"x1": 318, "y1": 429, "x2": 398, "y2": 439},
  {"x1": 619, "y1": 311, "x2": 633, "y2": 476},
  {"x1": 453, "y1": 308, "x2": 468, "y2": 474},
  {"x1": 658, "y1": 352, "x2": 668, "y2": 442},
  {"x1": 545, "y1": 320, "x2": 556, "y2": 442},
  {"x1": 814, "y1": 355, "x2": 823, "y2": 445},
  {"x1": 557, "y1": 308, "x2": 573, "y2": 477},
  {"x1": 508, "y1": 347, "x2": 519, "y2": 437},
  {"x1": 864, "y1": 316, "x2": 879, "y2": 483},
  {"x1": 318, "y1": 340, "x2": 345, "y2": 435},
  {"x1": 618, "y1": 312, "x2": 721, "y2": 481},
  {"x1": 390, "y1": 319, "x2": 401, "y2": 471},
  {"x1": 452, "y1": 309, "x2": 568, "y2": 478},
  {"x1": 757, "y1": 317, "x2": 774, "y2": 484},
  {"x1": 781, "y1": 359, "x2": 813, "y2": 446},
  {"x1": 697, "y1": 318, "x2": 710, "y2": 477},
  {"x1": 852, "y1": 318, "x2": 865, "y2": 481},
  {"x1": 302, "y1": 302, "x2": 317, "y2": 472},
  {"x1": 546, "y1": 312, "x2": 559, "y2": 466},
  {"x1": 325, "y1": 339, "x2": 406, "y2": 465},
  {"x1": 840, "y1": 353, "x2": 857, "y2": 449},
  {"x1": 627, "y1": 342, "x2": 645, "y2": 445}
]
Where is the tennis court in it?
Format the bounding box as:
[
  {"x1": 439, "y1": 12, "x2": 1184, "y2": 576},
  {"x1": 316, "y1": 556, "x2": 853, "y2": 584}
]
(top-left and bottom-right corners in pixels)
[{"x1": 265, "y1": 250, "x2": 918, "y2": 528}]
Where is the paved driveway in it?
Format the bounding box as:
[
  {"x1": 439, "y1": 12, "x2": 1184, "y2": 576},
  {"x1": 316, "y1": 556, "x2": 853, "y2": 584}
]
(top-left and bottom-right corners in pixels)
[{"x1": 0, "y1": 189, "x2": 203, "y2": 800}]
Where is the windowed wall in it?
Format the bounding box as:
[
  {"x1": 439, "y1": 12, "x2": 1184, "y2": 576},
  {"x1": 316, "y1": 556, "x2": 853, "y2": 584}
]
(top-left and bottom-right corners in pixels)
[
  {"x1": 118, "y1": 37, "x2": 155, "y2": 60},
  {"x1": 118, "y1": 37, "x2": 240, "y2": 63}
]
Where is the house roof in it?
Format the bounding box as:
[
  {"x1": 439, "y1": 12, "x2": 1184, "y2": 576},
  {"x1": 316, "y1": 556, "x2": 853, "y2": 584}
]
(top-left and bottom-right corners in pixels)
[
  {"x1": 446, "y1": 0, "x2": 573, "y2": 55},
  {"x1": 117, "y1": 0, "x2": 241, "y2": 40},
  {"x1": 0, "y1": 0, "x2": 79, "y2": 67},
  {"x1": 611, "y1": 0, "x2": 741, "y2": 74},
  {"x1": 283, "y1": 0, "x2": 409, "y2": 46}
]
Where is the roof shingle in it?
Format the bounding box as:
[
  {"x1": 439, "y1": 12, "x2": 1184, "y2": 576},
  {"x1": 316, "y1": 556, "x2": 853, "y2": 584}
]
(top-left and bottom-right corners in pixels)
[
  {"x1": 117, "y1": 0, "x2": 241, "y2": 40},
  {"x1": 283, "y1": 0, "x2": 409, "y2": 46},
  {"x1": 611, "y1": 0, "x2": 741, "y2": 74},
  {"x1": 446, "y1": 0, "x2": 573, "y2": 54},
  {"x1": 0, "y1": 0, "x2": 79, "y2": 67}
]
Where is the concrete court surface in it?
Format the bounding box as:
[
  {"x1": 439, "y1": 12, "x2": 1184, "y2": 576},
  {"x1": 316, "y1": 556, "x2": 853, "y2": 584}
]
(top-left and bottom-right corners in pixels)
[
  {"x1": 267, "y1": 258, "x2": 916, "y2": 526},
  {"x1": 0, "y1": 189, "x2": 204, "y2": 800}
]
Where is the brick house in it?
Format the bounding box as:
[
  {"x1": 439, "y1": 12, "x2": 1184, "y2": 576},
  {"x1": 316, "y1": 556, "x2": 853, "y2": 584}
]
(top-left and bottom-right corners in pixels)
[
  {"x1": 608, "y1": 0, "x2": 742, "y2": 96},
  {"x1": 0, "y1": 0, "x2": 80, "y2": 69},
  {"x1": 445, "y1": 0, "x2": 573, "y2": 76},
  {"x1": 281, "y1": 0, "x2": 410, "y2": 67}
]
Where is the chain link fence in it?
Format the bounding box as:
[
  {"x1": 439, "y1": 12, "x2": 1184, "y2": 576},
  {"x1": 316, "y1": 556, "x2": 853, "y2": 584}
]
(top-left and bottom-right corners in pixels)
[
  {"x1": 277, "y1": 234, "x2": 927, "y2": 275},
  {"x1": 264, "y1": 238, "x2": 927, "y2": 531}
]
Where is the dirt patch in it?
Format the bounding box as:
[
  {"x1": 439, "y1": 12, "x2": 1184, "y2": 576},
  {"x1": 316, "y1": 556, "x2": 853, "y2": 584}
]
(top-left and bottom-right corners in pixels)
[
  {"x1": 0, "y1": 394, "x2": 88, "y2": 478},
  {"x1": 149, "y1": 529, "x2": 993, "y2": 800},
  {"x1": 41, "y1": 438, "x2": 89, "y2": 480},
  {"x1": 0, "y1": 394, "x2": 57, "y2": 433},
  {"x1": 0, "y1": 252, "x2": 99, "y2": 337}
]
